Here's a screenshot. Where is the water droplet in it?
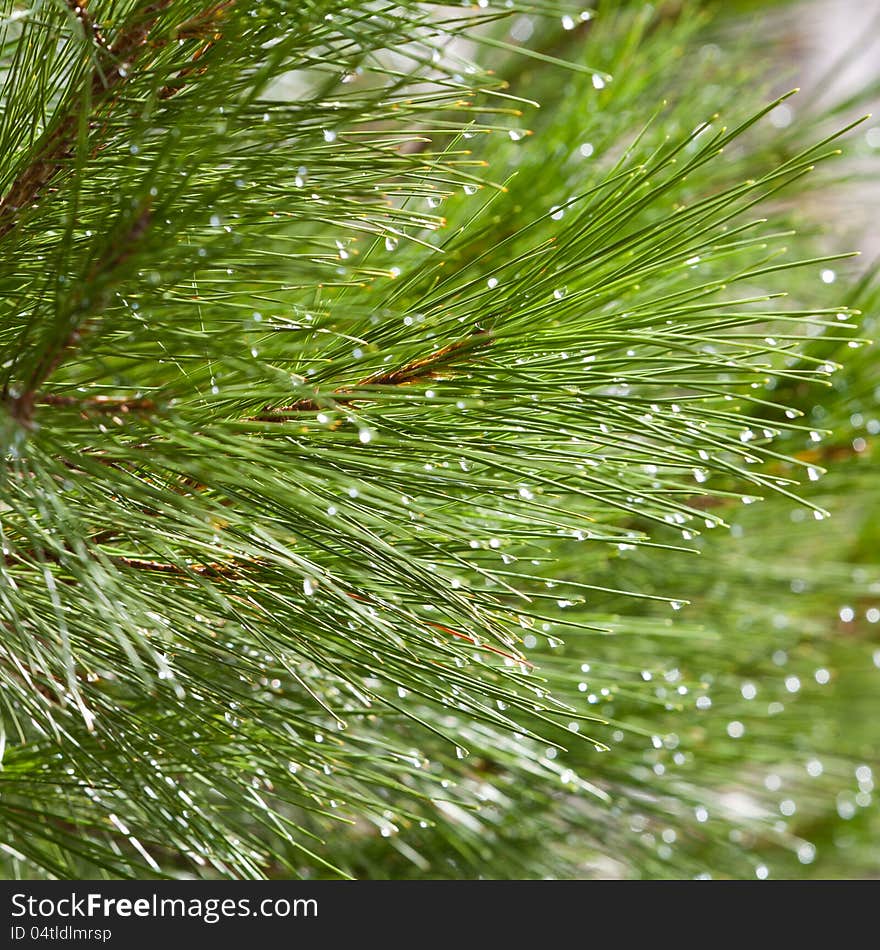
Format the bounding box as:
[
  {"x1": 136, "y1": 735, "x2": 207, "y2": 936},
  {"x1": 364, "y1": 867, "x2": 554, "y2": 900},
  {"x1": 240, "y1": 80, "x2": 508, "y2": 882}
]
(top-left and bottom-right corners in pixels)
[
  {"x1": 770, "y1": 104, "x2": 793, "y2": 128},
  {"x1": 463, "y1": 184, "x2": 478, "y2": 196},
  {"x1": 561, "y1": 14, "x2": 575, "y2": 29},
  {"x1": 323, "y1": 129, "x2": 337, "y2": 143},
  {"x1": 553, "y1": 287, "x2": 567, "y2": 300},
  {"x1": 510, "y1": 15, "x2": 534, "y2": 42},
  {"x1": 797, "y1": 842, "x2": 816, "y2": 864},
  {"x1": 384, "y1": 236, "x2": 398, "y2": 252},
  {"x1": 592, "y1": 74, "x2": 606, "y2": 90},
  {"x1": 487, "y1": 277, "x2": 499, "y2": 289}
]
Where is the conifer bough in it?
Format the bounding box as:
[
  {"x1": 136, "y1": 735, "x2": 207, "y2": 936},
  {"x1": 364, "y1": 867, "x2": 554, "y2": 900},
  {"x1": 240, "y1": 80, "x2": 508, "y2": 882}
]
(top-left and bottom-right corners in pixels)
[{"x1": 0, "y1": 0, "x2": 871, "y2": 879}]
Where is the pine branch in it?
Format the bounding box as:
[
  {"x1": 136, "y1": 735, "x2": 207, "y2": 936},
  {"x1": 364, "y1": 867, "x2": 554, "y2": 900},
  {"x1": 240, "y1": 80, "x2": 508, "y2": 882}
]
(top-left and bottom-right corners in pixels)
[
  {"x1": 4, "y1": 202, "x2": 154, "y2": 424},
  {"x1": 0, "y1": 0, "x2": 236, "y2": 238},
  {"x1": 34, "y1": 393, "x2": 157, "y2": 415},
  {"x1": 0, "y1": 0, "x2": 876, "y2": 882},
  {"x1": 63, "y1": 1, "x2": 109, "y2": 53},
  {"x1": 0, "y1": 2, "x2": 168, "y2": 239},
  {"x1": 252, "y1": 328, "x2": 495, "y2": 419},
  {"x1": 158, "y1": 2, "x2": 236, "y2": 98},
  {"x1": 109, "y1": 555, "x2": 241, "y2": 576}
]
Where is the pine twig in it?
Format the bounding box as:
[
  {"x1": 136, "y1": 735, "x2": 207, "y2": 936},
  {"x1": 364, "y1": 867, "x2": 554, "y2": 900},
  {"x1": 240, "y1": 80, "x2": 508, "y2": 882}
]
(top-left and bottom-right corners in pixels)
[
  {"x1": 110, "y1": 556, "x2": 242, "y2": 577},
  {"x1": 0, "y1": 2, "x2": 169, "y2": 239},
  {"x1": 253, "y1": 328, "x2": 495, "y2": 420},
  {"x1": 4, "y1": 203, "x2": 154, "y2": 426},
  {"x1": 63, "y1": 0, "x2": 109, "y2": 52},
  {"x1": 35, "y1": 394, "x2": 157, "y2": 416},
  {"x1": 159, "y1": 1, "x2": 235, "y2": 98},
  {"x1": 0, "y1": 0, "x2": 234, "y2": 240}
]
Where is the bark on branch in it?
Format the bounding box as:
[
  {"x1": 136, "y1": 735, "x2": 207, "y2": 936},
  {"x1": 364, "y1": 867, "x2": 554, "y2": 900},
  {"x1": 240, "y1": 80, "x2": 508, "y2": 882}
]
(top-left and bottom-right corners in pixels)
[
  {"x1": 0, "y1": 1, "x2": 234, "y2": 238},
  {"x1": 253, "y1": 329, "x2": 495, "y2": 420}
]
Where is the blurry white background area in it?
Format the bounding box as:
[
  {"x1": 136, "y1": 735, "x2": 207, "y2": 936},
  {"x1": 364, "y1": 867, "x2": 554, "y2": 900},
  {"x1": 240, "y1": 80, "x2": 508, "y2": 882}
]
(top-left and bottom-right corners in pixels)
[{"x1": 777, "y1": 0, "x2": 880, "y2": 257}]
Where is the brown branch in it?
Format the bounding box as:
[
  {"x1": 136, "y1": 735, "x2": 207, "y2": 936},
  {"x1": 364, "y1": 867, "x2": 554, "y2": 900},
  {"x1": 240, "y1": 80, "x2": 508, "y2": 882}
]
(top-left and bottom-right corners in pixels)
[
  {"x1": 0, "y1": 3, "x2": 172, "y2": 240},
  {"x1": 36, "y1": 393, "x2": 157, "y2": 415},
  {"x1": 0, "y1": 3, "x2": 237, "y2": 427},
  {"x1": 159, "y1": 1, "x2": 235, "y2": 98},
  {"x1": 4, "y1": 203, "x2": 154, "y2": 426},
  {"x1": 0, "y1": 1, "x2": 235, "y2": 239},
  {"x1": 4, "y1": 552, "x2": 530, "y2": 669},
  {"x1": 0, "y1": 644, "x2": 67, "y2": 707},
  {"x1": 110, "y1": 556, "x2": 244, "y2": 577},
  {"x1": 252, "y1": 328, "x2": 495, "y2": 421},
  {"x1": 2, "y1": 542, "x2": 245, "y2": 579},
  {"x1": 1, "y1": 529, "x2": 119, "y2": 570},
  {"x1": 64, "y1": 0, "x2": 109, "y2": 52},
  {"x1": 174, "y1": 1, "x2": 236, "y2": 40}
]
